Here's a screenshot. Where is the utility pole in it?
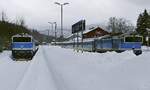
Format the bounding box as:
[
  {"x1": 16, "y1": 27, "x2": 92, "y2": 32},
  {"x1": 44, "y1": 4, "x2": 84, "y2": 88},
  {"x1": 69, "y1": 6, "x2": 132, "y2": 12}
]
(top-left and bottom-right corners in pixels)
[{"x1": 54, "y1": 2, "x2": 69, "y2": 38}]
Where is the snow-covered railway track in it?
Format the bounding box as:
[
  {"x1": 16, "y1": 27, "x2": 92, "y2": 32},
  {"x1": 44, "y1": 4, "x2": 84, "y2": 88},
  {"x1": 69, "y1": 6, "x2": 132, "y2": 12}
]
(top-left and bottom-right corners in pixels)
[
  {"x1": 15, "y1": 46, "x2": 58, "y2": 90},
  {"x1": 42, "y1": 47, "x2": 69, "y2": 90}
]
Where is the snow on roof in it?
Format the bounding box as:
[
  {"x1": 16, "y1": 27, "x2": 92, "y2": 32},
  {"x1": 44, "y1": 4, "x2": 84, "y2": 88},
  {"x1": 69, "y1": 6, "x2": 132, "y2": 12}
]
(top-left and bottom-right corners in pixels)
[
  {"x1": 83, "y1": 27, "x2": 107, "y2": 34},
  {"x1": 83, "y1": 27, "x2": 98, "y2": 34},
  {"x1": 66, "y1": 34, "x2": 74, "y2": 39},
  {"x1": 66, "y1": 34, "x2": 81, "y2": 39},
  {"x1": 12, "y1": 33, "x2": 31, "y2": 37}
]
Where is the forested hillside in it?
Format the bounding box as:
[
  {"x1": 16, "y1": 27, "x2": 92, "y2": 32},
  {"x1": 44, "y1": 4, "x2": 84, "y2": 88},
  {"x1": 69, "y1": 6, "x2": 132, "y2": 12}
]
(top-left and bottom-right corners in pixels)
[{"x1": 0, "y1": 20, "x2": 50, "y2": 51}]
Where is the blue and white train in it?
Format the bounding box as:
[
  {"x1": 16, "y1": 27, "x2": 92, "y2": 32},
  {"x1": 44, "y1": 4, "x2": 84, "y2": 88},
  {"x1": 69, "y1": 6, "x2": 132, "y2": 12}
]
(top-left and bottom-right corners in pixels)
[
  {"x1": 54, "y1": 35, "x2": 143, "y2": 55},
  {"x1": 11, "y1": 34, "x2": 39, "y2": 60}
]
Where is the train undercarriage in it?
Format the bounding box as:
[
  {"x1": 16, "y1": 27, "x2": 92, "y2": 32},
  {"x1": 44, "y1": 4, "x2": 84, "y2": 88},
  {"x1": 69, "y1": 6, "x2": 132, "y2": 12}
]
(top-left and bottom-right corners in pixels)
[{"x1": 12, "y1": 50, "x2": 38, "y2": 61}]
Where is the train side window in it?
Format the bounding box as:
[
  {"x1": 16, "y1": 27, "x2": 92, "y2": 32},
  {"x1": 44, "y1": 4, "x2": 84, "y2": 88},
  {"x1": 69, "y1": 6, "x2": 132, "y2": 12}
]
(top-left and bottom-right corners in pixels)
[{"x1": 125, "y1": 36, "x2": 142, "y2": 42}]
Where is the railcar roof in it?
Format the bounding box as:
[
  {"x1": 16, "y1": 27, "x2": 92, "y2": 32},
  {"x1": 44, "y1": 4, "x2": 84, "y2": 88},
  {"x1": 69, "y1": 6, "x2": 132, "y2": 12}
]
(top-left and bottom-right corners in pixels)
[{"x1": 12, "y1": 34, "x2": 32, "y2": 37}]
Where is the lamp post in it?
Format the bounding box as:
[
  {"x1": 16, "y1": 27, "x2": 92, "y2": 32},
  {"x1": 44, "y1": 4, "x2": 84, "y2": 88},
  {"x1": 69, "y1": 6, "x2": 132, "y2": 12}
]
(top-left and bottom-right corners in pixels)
[
  {"x1": 48, "y1": 22, "x2": 57, "y2": 45},
  {"x1": 54, "y1": 22, "x2": 57, "y2": 45},
  {"x1": 54, "y1": 2, "x2": 69, "y2": 38},
  {"x1": 48, "y1": 22, "x2": 54, "y2": 36}
]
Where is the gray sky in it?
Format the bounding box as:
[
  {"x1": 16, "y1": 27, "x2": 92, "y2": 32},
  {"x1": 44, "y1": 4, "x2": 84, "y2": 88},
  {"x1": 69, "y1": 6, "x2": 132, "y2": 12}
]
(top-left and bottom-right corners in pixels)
[{"x1": 0, "y1": 0, "x2": 150, "y2": 31}]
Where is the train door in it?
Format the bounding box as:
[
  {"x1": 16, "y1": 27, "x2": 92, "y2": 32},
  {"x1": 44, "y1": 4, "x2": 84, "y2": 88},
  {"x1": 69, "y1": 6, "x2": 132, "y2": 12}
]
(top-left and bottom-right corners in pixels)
[
  {"x1": 92, "y1": 40, "x2": 96, "y2": 52},
  {"x1": 112, "y1": 37, "x2": 121, "y2": 50}
]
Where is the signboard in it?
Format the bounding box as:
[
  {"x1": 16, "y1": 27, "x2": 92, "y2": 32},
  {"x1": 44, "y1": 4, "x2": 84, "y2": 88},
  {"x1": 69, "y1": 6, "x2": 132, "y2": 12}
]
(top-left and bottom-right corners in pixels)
[{"x1": 72, "y1": 20, "x2": 85, "y2": 34}]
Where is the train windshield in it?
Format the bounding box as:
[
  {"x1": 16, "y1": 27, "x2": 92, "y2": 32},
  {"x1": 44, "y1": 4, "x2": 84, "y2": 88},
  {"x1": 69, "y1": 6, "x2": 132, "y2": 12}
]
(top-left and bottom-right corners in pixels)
[
  {"x1": 125, "y1": 36, "x2": 142, "y2": 42},
  {"x1": 13, "y1": 37, "x2": 31, "y2": 42}
]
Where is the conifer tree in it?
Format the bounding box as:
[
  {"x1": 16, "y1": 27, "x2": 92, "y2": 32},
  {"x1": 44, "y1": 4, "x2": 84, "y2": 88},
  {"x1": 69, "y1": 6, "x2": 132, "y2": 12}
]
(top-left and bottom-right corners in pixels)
[{"x1": 136, "y1": 9, "x2": 150, "y2": 44}]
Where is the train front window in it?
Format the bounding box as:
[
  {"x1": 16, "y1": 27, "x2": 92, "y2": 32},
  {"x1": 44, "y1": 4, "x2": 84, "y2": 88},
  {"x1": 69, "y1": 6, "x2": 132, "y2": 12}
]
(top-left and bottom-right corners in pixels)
[
  {"x1": 125, "y1": 37, "x2": 142, "y2": 42},
  {"x1": 13, "y1": 37, "x2": 31, "y2": 42}
]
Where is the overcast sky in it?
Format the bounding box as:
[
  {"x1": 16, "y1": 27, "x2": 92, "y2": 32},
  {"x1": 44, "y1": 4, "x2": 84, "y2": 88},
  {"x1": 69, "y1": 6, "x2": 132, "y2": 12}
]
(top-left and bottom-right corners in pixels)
[{"x1": 0, "y1": 0, "x2": 150, "y2": 31}]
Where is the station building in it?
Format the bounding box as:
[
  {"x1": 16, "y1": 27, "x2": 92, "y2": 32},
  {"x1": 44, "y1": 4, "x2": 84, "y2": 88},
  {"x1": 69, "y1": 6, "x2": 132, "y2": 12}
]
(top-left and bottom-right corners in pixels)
[
  {"x1": 66, "y1": 27, "x2": 110, "y2": 41},
  {"x1": 83, "y1": 27, "x2": 110, "y2": 39}
]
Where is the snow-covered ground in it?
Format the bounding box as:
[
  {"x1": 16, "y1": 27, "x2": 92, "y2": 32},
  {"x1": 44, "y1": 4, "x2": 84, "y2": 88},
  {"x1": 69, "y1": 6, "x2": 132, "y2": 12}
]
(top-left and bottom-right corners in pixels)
[
  {"x1": 0, "y1": 46, "x2": 150, "y2": 90},
  {"x1": 0, "y1": 51, "x2": 30, "y2": 90}
]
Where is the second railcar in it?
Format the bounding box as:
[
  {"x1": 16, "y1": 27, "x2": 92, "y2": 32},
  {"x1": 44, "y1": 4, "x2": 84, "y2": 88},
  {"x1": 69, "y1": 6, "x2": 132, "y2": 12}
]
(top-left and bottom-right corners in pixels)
[
  {"x1": 120, "y1": 36, "x2": 143, "y2": 55},
  {"x1": 54, "y1": 35, "x2": 143, "y2": 55}
]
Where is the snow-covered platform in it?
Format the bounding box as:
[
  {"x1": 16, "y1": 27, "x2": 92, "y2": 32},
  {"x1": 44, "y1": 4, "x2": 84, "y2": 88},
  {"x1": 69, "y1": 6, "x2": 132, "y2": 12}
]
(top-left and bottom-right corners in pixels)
[{"x1": 0, "y1": 46, "x2": 150, "y2": 90}]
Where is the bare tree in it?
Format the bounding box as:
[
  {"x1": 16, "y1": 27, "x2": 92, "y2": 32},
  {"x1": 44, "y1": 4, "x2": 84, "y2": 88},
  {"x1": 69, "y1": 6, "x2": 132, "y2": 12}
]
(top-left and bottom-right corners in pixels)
[
  {"x1": 107, "y1": 17, "x2": 134, "y2": 34},
  {"x1": 15, "y1": 16, "x2": 25, "y2": 26},
  {"x1": 1, "y1": 11, "x2": 7, "y2": 22}
]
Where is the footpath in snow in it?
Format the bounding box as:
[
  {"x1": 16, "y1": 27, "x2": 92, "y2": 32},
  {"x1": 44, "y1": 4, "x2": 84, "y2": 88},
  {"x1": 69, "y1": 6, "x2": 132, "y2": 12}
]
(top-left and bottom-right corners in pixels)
[{"x1": 0, "y1": 46, "x2": 150, "y2": 90}]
